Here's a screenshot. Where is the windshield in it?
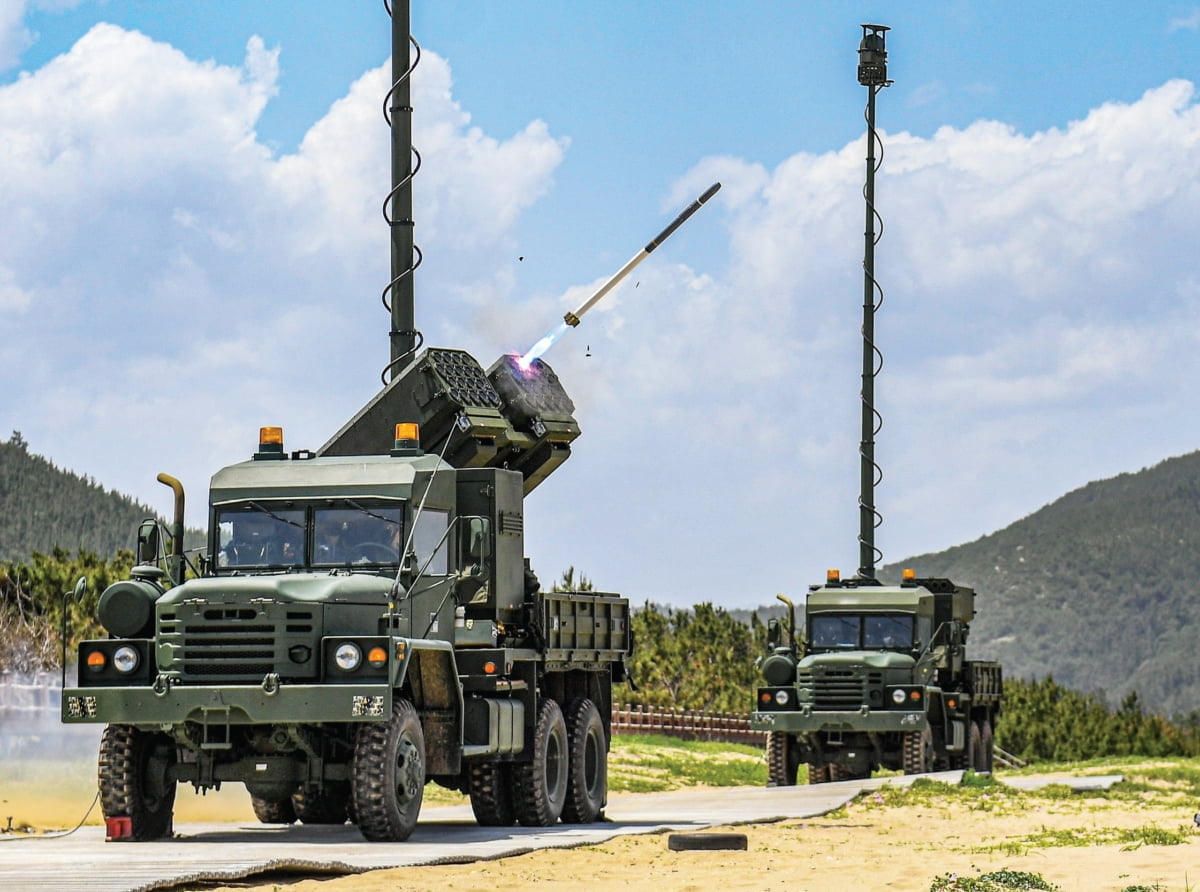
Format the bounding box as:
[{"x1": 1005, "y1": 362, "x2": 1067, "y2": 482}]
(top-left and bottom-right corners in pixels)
[
  {"x1": 215, "y1": 500, "x2": 405, "y2": 571},
  {"x1": 312, "y1": 504, "x2": 403, "y2": 567},
  {"x1": 217, "y1": 505, "x2": 305, "y2": 570},
  {"x1": 810, "y1": 613, "x2": 915, "y2": 650}
]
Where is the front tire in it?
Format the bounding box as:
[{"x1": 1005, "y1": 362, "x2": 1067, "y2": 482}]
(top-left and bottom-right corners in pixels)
[
  {"x1": 99, "y1": 724, "x2": 177, "y2": 841},
  {"x1": 561, "y1": 698, "x2": 606, "y2": 823},
  {"x1": 352, "y1": 699, "x2": 425, "y2": 842},
  {"x1": 512, "y1": 698, "x2": 568, "y2": 827},
  {"x1": 766, "y1": 732, "x2": 800, "y2": 787},
  {"x1": 902, "y1": 727, "x2": 934, "y2": 775}
]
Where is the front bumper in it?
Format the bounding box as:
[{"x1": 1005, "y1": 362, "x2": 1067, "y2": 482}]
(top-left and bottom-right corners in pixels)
[
  {"x1": 62, "y1": 681, "x2": 393, "y2": 726},
  {"x1": 751, "y1": 706, "x2": 927, "y2": 734}
]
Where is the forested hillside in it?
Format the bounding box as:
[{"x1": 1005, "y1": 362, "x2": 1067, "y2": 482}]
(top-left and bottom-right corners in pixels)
[
  {"x1": 883, "y1": 450, "x2": 1200, "y2": 718},
  {"x1": 0, "y1": 432, "x2": 199, "y2": 561}
]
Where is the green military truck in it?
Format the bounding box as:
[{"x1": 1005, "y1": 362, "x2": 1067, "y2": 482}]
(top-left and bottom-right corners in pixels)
[
  {"x1": 61, "y1": 349, "x2": 630, "y2": 842},
  {"x1": 753, "y1": 570, "x2": 1001, "y2": 783},
  {"x1": 751, "y1": 26, "x2": 1001, "y2": 784},
  {"x1": 61, "y1": 1, "x2": 631, "y2": 843}
]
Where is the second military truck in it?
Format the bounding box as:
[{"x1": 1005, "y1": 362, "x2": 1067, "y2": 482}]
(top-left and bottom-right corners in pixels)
[{"x1": 753, "y1": 570, "x2": 1001, "y2": 784}]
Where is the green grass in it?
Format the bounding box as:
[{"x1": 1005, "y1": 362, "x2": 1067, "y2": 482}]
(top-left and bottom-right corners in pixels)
[
  {"x1": 930, "y1": 868, "x2": 1059, "y2": 891},
  {"x1": 975, "y1": 823, "x2": 1190, "y2": 856},
  {"x1": 425, "y1": 732, "x2": 767, "y2": 804},
  {"x1": 607, "y1": 734, "x2": 766, "y2": 792}
]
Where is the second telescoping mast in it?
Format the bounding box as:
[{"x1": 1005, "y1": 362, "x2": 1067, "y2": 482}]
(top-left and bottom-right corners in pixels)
[{"x1": 856, "y1": 24, "x2": 891, "y2": 581}]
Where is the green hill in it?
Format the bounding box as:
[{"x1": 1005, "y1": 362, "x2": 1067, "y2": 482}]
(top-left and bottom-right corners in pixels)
[
  {"x1": 0, "y1": 431, "x2": 200, "y2": 561},
  {"x1": 882, "y1": 450, "x2": 1200, "y2": 718}
]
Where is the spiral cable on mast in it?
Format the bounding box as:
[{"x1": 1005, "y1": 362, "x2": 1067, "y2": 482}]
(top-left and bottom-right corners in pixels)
[
  {"x1": 381, "y1": 0, "x2": 424, "y2": 385},
  {"x1": 859, "y1": 83, "x2": 886, "y2": 575}
]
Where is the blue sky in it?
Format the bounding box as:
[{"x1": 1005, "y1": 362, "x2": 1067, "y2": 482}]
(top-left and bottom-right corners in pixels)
[{"x1": 3, "y1": 1, "x2": 1200, "y2": 608}]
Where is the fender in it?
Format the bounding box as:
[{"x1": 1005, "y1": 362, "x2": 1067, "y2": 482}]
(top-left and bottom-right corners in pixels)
[{"x1": 391, "y1": 637, "x2": 463, "y2": 776}]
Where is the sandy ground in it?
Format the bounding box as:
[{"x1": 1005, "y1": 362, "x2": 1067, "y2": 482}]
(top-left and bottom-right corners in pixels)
[
  {"x1": 203, "y1": 797, "x2": 1200, "y2": 892},
  {"x1": 3, "y1": 769, "x2": 1199, "y2": 892}
]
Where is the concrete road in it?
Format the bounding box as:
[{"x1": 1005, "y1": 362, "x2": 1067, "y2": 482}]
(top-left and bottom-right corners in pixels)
[{"x1": 0, "y1": 771, "x2": 1121, "y2": 892}]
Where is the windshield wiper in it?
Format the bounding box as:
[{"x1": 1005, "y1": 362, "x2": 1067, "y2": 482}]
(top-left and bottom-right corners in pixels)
[
  {"x1": 247, "y1": 500, "x2": 304, "y2": 529},
  {"x1": 344, "y1": 499, "x2": 401, "y2": 530}
]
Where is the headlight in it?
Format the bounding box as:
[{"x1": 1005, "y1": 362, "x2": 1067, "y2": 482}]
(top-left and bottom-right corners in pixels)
[
  {"x1": 775, "y1": 690, "x2": 790, "y2": 706},
  {"x1": 891, "y1": 688, "x2": 906, "y2": 705},
  {"x1": 112, "y1": 646, "x2": 141, "y2": 674},
  {"x1": 335, "y1": 642, "x2": 362, "y2": 671}
]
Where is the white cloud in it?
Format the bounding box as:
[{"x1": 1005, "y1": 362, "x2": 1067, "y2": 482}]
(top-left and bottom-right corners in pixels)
[
  {"x1": 1168, "y1": 9, "x2": 1200, "y2": 32},
  {"x1": 0, "y1": 262, "x2": 30, "y2": 310},
  {"x1": 652, "y1": 78, "x2": 1200, "y2": 582},
  {"x1": 6, "y1": 17, "x2": 1200, "y2": 609},
  {"x1": 0, "y1": 23, "x2": 565, "y2": 520},
  {"x1": 908, "y1": 81, "x2": 946, "y2": 108},
  {"x1": 518, "y1": 76, "x2": 1200, "y2": 603},
  {"x1": 0, "y1": 1, "x2": 87, "y2": 71},
  {"x1": 0, "y1": 1, "x2": 30, "y2": 71}
]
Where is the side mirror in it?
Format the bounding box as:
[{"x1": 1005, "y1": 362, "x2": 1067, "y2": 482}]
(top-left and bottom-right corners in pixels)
[
  {"x1": 766, "y1": 618, "x2": 782, "y2": 650},
  {"x1": 136, "y1": 520, "x2": 161, "y2": 565},
  {"x1": 61, "y1": 575, "x2": 88, "y2": 689},
  {"x1": 462, "y1": 517, "x2": 491, "y2": 561}
]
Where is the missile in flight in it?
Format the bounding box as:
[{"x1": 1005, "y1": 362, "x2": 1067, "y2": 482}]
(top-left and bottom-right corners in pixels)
[{"x1": 517, "y1": 181, "x2": 721, "y2": 369}]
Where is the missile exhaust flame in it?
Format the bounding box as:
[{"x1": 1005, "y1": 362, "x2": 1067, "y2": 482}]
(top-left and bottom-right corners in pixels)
[
  {"x1": 517, "y1": 321, "x2": 570, "y2": 370},
  {"x1": 515, "y1": 182, "x2": 721, "y2": 366}
]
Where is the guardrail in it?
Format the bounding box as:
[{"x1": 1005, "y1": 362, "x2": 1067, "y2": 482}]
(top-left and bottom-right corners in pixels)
[
  {"x1": 992, "y1": 744, "x2": 1027, "y2": 769},
  {"x1": 610, "y1": 703, "x2": 765, "y2": 746}
]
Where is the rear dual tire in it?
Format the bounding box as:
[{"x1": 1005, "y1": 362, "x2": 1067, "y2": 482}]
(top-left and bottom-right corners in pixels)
[
  {"x1": 562, "y1": 698, "x2": 606, "y2": 824},
  {"x1": 469, "y1": 760, "x2": 516, "y2": 827},
  {"x1": 513, "y1": 699, "x2": 569, "y2": 826},
  {"x1": 977, "y1": 719, "x2": 994, "y2": 773}
]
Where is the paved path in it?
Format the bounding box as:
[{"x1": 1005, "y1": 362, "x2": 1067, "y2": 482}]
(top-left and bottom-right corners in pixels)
[{"x1": 0, "y1": 771, "x2": 1122, "y2": 892}]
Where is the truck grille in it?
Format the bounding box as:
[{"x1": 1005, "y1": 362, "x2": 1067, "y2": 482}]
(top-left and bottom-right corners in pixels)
[
  {"x1": 158, "y1": 602, "x2": 319, "y2": 683},
  {"x1": 799, "y1": 667, "x2": 883, "y2": 710}
]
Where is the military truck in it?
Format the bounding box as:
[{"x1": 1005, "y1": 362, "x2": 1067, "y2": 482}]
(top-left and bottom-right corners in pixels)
[
  {"x1": 60, "y1": 1, "x2": 630, "y2": 842},
  {"x1": 61, "y1": 350, "x2": 629, "y2": 841},
  {"x1": 750, "y1": 26, "x2": 1001, "y2": 783},
  {"x1": 753, "y1": 571, "x2": 1001, "y2": 783}
]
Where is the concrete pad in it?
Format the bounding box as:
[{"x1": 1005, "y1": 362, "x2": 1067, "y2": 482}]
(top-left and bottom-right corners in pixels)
[{"x1": 0, "y1": 770, "x2": 1120, "y2": 892}]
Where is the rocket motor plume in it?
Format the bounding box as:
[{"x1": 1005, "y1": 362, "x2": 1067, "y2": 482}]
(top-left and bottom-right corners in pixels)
[{"x1": 517, "y1": 321, "x2": 569, "y2": 370}]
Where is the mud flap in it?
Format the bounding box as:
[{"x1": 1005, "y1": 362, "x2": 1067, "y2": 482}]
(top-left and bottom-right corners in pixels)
[{"x1": 105, "y1": 816, "x2": 133, "y2": 841}]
